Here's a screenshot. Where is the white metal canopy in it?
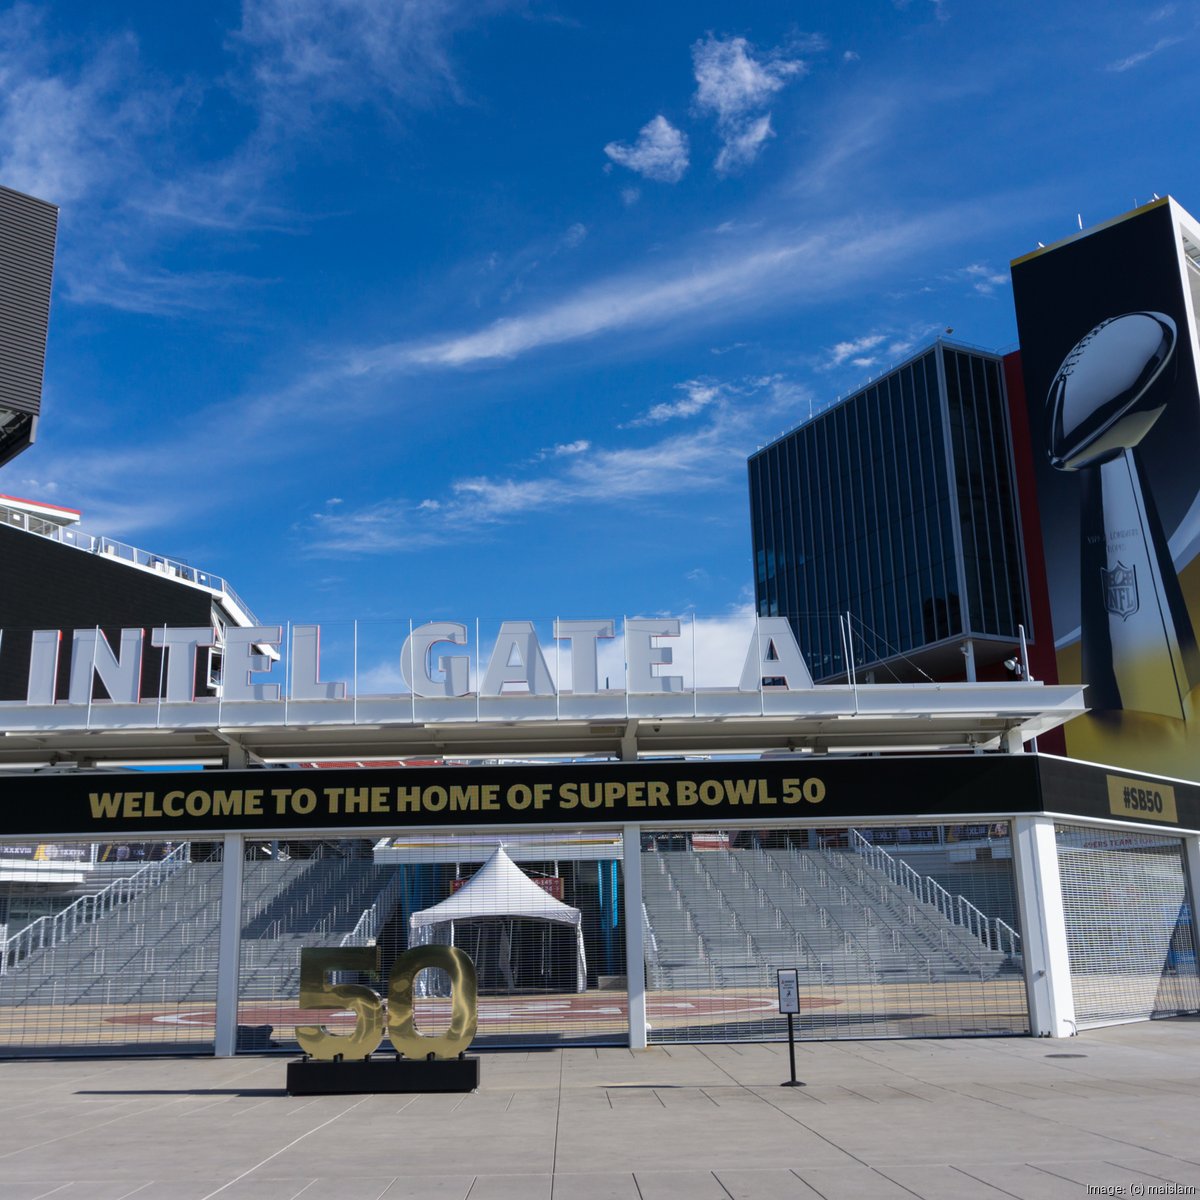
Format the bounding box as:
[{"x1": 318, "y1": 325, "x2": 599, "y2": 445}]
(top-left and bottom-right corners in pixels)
[
  {"x1": 0, "y1": 680, "x2": 1087, "y2": 769},
  {"x1": 409, "y1": 845, "x2": 587, "y2": 992}
]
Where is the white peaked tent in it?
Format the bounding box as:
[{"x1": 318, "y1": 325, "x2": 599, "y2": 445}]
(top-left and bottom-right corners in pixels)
[{"x1": 408, "y1": 846, "x2": 587, "y2": 992}]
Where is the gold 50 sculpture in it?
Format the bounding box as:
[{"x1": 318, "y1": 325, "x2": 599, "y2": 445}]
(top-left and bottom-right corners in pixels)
[{"x1": 295, "y1": 944, "x2": 479, "y2": 1061}]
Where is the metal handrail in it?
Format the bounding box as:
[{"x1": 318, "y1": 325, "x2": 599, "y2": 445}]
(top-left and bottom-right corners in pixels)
[
  {"x1": 797, "y1": 843, "x2": 992, "y2": 976},
  {"x1": 641, "y1": 904, "x2": 662, "y2": 974},
  {"x1": 848, "y1": 830, "x2": 1020, "y2": 954},
  {"x1": 339, "y1": 872, "x2": 405, "y2": 947},
  {"x1": 994, "y1": 918, "x2": 1021, "y2": 957},
  {"x1": 0, "y1": 843, "x2": 192, "y2": 974}
]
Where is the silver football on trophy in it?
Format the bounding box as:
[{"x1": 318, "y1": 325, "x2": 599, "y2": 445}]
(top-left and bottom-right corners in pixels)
[{"x1": 1047, "y1": 311, "x2": 1176, "y2": 471}]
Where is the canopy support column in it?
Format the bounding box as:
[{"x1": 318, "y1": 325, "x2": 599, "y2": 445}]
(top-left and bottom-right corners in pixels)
[
  {"x1": 622, "y1": 824, "x2": 647, "y2": 1050},
  {"x1": 1012, "y1": 816, "x2": 1075, "y2": 1037},
  {"x1": 214, "y1": 833, "x2": 245, "y2": 1057}
]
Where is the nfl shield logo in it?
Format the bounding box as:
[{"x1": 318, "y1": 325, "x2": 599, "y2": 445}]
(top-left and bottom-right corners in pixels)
[{"x1": 1102, "y1": 562, "x2": 1139, "y2": 620}]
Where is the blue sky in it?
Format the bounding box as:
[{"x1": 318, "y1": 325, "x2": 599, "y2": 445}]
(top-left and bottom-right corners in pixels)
[{"x1": 2, "y1": 0, "x2": 1197, "y2": 647}]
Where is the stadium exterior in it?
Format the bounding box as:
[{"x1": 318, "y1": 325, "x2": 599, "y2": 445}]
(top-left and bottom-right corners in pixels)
[
  {"x1": 0, "y1": 601, "x2": 1196, "y2": 1058},
  {"x1": 1, "y1": 187, "x2": 1199, "y2": 1061}
]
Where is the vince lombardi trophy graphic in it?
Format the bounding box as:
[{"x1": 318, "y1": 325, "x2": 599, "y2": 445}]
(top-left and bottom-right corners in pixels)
[{"x1": 1047, "y1": 311, "x2": 1200, "y2": 718}]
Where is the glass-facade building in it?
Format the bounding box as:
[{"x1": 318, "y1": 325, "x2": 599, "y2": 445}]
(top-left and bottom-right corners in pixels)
[{"x1": 748, "y1": 341, "x2": 1030, "y2": 682}]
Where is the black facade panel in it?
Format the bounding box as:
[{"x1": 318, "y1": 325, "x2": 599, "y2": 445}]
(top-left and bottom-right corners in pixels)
[
  {"x1": 2, "y1": 753, "x2": 1195, "y2": 839},
  {"x1": 0, "y1": 186, "x2": 58, "y2": 467},
  {"x1": 0, "y1": 524, "x2": 215, "y2": 702}
]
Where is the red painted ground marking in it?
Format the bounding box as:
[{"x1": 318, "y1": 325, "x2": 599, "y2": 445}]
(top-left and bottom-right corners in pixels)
[{"x1": 105, "y1": 993, "x2": 842, "y2": 1027}]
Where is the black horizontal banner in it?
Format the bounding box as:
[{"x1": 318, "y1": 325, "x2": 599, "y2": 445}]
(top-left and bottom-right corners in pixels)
[{"x1": 0, "y1": 754, "x2": 1191, "y2": 839}]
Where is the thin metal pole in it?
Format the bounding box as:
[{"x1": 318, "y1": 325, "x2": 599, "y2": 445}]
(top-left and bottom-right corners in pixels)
[
  {"x1": 156, "y1": 624, "x2": 165, "y2": 726},
  {"x1": 844, "y1": 612, "x2": 857, "y2": 689},
  {"x1": 787, "y1": 1013, "x2": 798, "y2": 1083},
  {"x1": 284, "y1": 620, "x2": 291, "y2": 725},
  {"x1": 1018, "y1": 623, "x2": 1037, "y2": 751},
  {"x1": 692, "y1": 612, "x2": 698, "y2": 717},
  {"x1": 87, "y1": 626, "x2": 98, "y2": 728},
  {"x1": 839, "y1": 615, "x2": 858, "y2": 714},
  {"x1": 624, "y1": 616, "x2": 629, "y2": 719},
  {"x1": 758, "y1": 616, "x2": 764, "y2": 717}
]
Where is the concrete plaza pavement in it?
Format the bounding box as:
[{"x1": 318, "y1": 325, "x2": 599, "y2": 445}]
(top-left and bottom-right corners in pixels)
[{"x1": 1, "y1": 1020, "x2": 1200, "y2": 1199}]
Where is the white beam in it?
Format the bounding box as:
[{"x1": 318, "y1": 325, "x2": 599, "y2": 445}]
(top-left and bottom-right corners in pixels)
[
  {"x1": 1011, "y1": 816, "x2": 1076, "y2": 1038},
  {"x1": 622, "y1": 824, "x2": 647, "y2": 1050},
  {"x1": 213, "y1": 833, "x2": 245, "y2": 1056}
]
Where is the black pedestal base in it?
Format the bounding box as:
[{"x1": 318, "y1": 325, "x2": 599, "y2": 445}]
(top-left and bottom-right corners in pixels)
[{"x1": 287, "y1": 1056, "x2": 480, "y2": 1095}]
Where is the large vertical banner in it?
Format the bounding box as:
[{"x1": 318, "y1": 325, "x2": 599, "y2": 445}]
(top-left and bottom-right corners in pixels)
[{"x1": 1011, "y1": 198, "x2": 1200, "y2": 781}]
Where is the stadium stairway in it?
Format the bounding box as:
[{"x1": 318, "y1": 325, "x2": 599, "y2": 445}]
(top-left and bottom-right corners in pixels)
[
  {"x1": 639, "y1": 844, "x2": 1011, "y2": 991},
  {"x1": 0, "y1": 853, "x2": 401, "y2": 1008}
]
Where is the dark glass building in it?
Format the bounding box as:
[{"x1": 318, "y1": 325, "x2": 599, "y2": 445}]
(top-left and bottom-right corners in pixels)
[{"x1": 748, "y1": 341, "x2": 1032, "y2": 683}]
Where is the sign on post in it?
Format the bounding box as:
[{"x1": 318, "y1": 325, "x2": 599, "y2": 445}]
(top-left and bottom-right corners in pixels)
[
  {"x1": 777, "y1": 968, "x2": 804, "y2": 1087},
  {"x1": 777, "y1": 968, "x2": 800, "y2": 1014}
]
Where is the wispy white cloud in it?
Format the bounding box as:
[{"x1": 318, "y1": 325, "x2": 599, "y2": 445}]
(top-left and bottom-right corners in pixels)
[
  {"x1": 538, "y1": 439, "x2": 591, "y2": 459},
  {"x1": 821, "y1": 322, "x2": 945, "y2": 372},
  {"x1": 64, "y1": 254, "x2": 269, "y2": 316},
  {"x1": 561, "y1": 222, "x2": 588, "y2": 249},
  {"x1": 146, "y1": 2, "x2": 519, "y2": 230},
  {"x1": 299, "y1": 374, "x2": 806, "y2": 555},
  {"x1": 21, "y1": 0, "x2": 518, "y2": 244},
  {"x1": 27, "y1": 187, "x2": 1009, "y2": 545},
  {"x1": 0, "y1": 8, "x2": 295, "y2": 308},
  {"x1": 894, "y1": 0, "x2": 950, "y2": 21},
  {"x1": 786, "y1": 99, "x2": 895, "y2": 199},
  {"x1": 714, "y1": 114, "x2": 774, "y2": 175},
  {"x1": 8, "y1": 474, "x2": 60, "y2": 498},
  {"x1": 353, "y1": 204, "x2": 978, "y2": 372},
  {"x1": 0, "y1": 9, "x2": 164, "y2": 205},
  {"x1": 134, "y1": 144, "x2": 303, "y2": 232},
  {"x1": 825, "y1": 333, "x2": 886, "y2": 368},
  {"x1": 960, "y1": 262, "x2": 1009, "y2": 295},
  {"x1": 1106, "y1": 34, "x2": 1185, "y2": 72},
  {"x1": 233, "y1": 0, "x2": 511, "y2": 116},
  {"x1": 462, "y1": 223, "x2": 596, "y2": 312},
  {"x1": 692, "y1": 34, "x2": 807, "y2": 174},
  {"x1": 604, "y1": 115, "x2": 690, "y2": 183},
  {"x1": 883, "y1": 331, "x2": 935, "y2": 360},
  {"x1": 623, "y1": 380, "x2": 725, "y2": 427}
]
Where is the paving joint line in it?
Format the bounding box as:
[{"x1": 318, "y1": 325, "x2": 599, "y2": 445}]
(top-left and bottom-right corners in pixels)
[{"x1": 196, "y1": 1095, "x2": 371, "y2": 1200}]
